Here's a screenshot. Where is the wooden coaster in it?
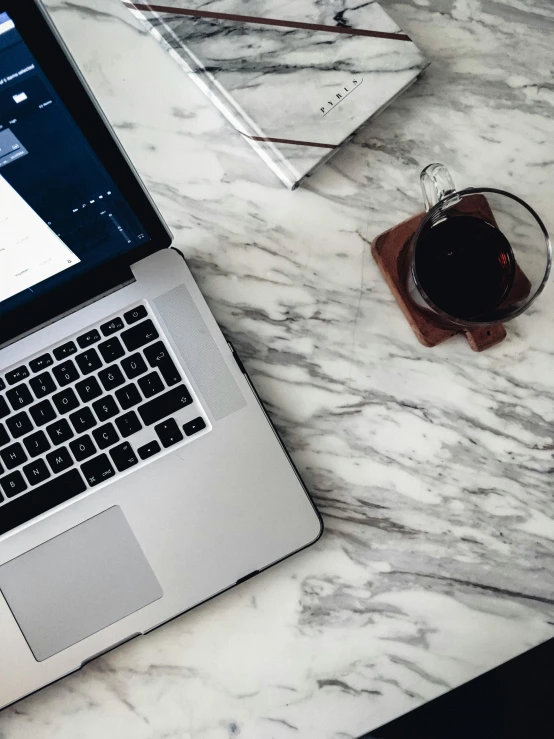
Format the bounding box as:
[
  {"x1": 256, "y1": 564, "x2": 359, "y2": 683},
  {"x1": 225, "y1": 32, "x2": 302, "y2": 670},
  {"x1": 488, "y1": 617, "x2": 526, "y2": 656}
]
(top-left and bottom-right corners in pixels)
[{"x1": 371, "y1": 195, "x2": 530, "y2": 352}]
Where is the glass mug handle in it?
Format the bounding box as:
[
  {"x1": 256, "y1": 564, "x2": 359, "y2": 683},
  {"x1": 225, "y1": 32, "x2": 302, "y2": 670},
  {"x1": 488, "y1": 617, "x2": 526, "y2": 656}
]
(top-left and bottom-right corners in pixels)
[{"x1": 420, "y1": 163, "x2": 457, "y2": 211}]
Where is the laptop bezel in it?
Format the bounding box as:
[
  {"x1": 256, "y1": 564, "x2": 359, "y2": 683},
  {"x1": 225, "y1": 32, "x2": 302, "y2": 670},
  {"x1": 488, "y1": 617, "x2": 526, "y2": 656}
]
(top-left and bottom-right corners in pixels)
[{"x1": 0, "y1": 0, "x2": 172, "y2": 348}]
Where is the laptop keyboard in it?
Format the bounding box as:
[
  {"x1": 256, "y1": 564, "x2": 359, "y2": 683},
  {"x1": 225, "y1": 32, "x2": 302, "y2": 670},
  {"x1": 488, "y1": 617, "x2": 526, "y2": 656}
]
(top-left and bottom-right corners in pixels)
[{"x1": 0, "y1": 303, "x2": 210, "y2": 538}]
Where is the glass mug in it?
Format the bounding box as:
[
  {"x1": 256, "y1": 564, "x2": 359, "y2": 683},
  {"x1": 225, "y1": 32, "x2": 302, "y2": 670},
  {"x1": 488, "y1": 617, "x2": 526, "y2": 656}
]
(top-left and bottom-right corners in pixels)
[{"x1": 406, "y1": 163, "x2": 552, "y2": 326}]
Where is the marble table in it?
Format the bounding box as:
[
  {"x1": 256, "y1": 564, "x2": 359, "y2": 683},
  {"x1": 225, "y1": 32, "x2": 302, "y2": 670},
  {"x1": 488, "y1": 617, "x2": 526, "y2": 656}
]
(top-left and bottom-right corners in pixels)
[{"x1": 4, "y1": 1, "x2": 554, "y2": 737}]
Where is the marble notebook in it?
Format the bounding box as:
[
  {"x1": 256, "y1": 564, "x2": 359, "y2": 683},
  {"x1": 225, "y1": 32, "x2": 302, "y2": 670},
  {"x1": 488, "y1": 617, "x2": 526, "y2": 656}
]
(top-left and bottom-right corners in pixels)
[{"x1": 123, "y1": 1, "x2": 427, "y2": 189}]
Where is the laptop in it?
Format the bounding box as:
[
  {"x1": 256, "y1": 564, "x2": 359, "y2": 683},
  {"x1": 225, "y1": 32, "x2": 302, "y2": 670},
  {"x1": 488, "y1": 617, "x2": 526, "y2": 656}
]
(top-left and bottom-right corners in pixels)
[{"x1": 0, "y1": 0, "x2": 322, "y2": 711}]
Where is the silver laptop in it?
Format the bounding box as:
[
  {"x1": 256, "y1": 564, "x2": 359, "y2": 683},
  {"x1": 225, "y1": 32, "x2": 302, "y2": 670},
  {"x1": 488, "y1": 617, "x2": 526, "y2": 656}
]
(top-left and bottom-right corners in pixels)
[{"x1": 0, "y1": 0, "x2": 322, "y2": 710}]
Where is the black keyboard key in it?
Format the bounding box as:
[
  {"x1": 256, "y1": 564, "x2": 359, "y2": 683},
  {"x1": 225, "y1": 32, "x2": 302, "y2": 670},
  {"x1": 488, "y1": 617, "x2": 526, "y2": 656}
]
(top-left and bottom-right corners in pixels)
[
  {"x1": 0, "y1": 397, "x2": 9, "y2": 419},
  {"x1": 23, "y1": 459, "x2": 50, "y2": 486},
  {"x1": 29, "y1": 371, "x2": 56, "y2": 399},
  {"x1": 46, "y1": 447, "x2": 73, "y2": 474},
  {"x1": 81, "y1": 454, "x2": 115, "y2": 487},
  {"x1": 155, "y1": 418, "x2": 183, "y2": 448},
  {"x1": 183, "y1": 416, "x2": 207, "y2": 436},
  {"x1": 92, "y1": 396, "x2": 119, "y2": 422},
  {"x1": 23, "y1": 430, "x2": 51, "y2": 458},
  {"x1": 115, "y1": 411, "x2": 142, "y2": 438},
  {"x1": 52, "y1": 387, "x2": 79, "y2": 414},
  {"x1": 0, "y1": 378, "x2": 5, "y2": 391},
  {"x1": 109, "y1": 441, "x2": 138, "y2": 472},
  {"x1": 69, "y1": 407, "x2": 97, "y2": 434},
  {"x1": 92, "y1": 422, "x2": 119, "y2": 450},
  {"x1": 115, "y1": 383, "x2": 142, "y2": 410},
  {"x1": 75, "y1": 376, "x2": 102, "y2": 403},
  {"x1": 98, "y1": 365, "x2": 125, "y2": 391},
  {"x1": 0, "y1": 424, "x2": 9, "y2": 447},
  {"x1": 138, "y1": 371, "x2": 164, "y2": 399},
  {"x1": 6, "y1": 411, "x2": 33, "y2": 439},
  {"x1": 6, "y1": 366, "x2": 29, "y2": 385},
  {"x1": 100, "y1": 317, "x2": 124, "y2": 336},
  {"x1": 124, "y1": 305, "x2": 148, "y2": 325},
  {"x1": 30, "y1": 353, "x2": 53, "y2": 373},
  {"x1": 0, "y1": 469, "x2": 87, "y2": 537},
  {"x1": 70, "y1": 435, "x2": 97, "y2": 462},
  {"x1": 6, "y1": 384, "x2": 33, "y2": 410},
  {"x1": 53, "y1": 342, "x2": 77, "y2": 360},
  {"x1": 77, "y1": 329, "x2": 101, "y2": 349},
  {"x1": 29, "y1": 399, "x2": 57, "y2": 427},
  {"x1": 121, "y1": 320, "x2": 159, "y2": 352},
  {"x1": 0, "y1": 470, "x2": 27, "y2": 499},
  {"x1": 46, "y1": 418, "x2": 74, "y2": 445},
  {"x1": 121, "y1": 353, "x2": 147, "y2": 380},
  {"x1": 0, "y1": 442, "x2": 27, "y2": 470},
  {"x1": 53, "y1": 360, "x2": 79, "y2": 387},
  {"x1": 138, "y1": 385, "x2": 192, "y2": 426},
  {"x1": 75, "y1": 348, "x2": 102, "y2": 375},
  {"x1": 137, "y1": 440, "x2": 161, "y2": 460},
  {"x1": 98, "y1": 336, "x2": 125, "y2": 363},
  {"x1": 144, "y1": 342, "x2": 181, "y2": 386}
]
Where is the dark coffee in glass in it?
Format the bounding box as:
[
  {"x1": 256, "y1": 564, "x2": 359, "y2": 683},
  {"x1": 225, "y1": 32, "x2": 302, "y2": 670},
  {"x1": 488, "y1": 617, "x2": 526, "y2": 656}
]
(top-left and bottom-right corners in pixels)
[{"x1": 415, "y1": 215, "x2": 516, "y2": 320}]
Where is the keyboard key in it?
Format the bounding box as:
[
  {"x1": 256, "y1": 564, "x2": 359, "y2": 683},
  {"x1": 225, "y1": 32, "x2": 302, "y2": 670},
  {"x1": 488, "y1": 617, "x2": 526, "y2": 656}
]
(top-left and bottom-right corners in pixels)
[
  {"x1": 23, "y1": 430, "x2": 51, "y2": 458},
  {"x1": 0, "y1": 469, "x2": 86, "y2": 537},
  {"x1": 6, "y1": 366, "x2": 29, "y2": 385},
  {"x1": 70, "y1": 435, "x2": 97, "y2": 462},
  {"x1": 30, "y1": 353, "x2": 53, "y2": 373},
  {"x1": 98, "y1": 336, "x2": 125, "y2": 363},
  {"x1": 75, "y1": 348, "x2": 102, "y2": 375},
  {"x1": 29, "y1": 371, "x2": 56, "y2": 399},
  {"x1": 23, "y1": 459, "x2": 50, "y2": 486},
  {"x1": 138, "y1": 385, "x2": 193, "y2": 426},
  {"x1": 121, "y1": 353, "x2": 147, "y2": 380},
  {"x1": 100, "y1": 317, "x2": 124, "y2": 336},
  {"x1": 121, "y1": 320, "x2": 159, "y2": 352},
  {"x1": 46, "y1": 447, "x2": 73, "y2": 474},
  {"x1": 124, "y1": 305, "x2": 148, "y2": 325},
  {"x1": 29, "y1": 399, "x2": 57, "y2": 427},
  {"x1": 52, "y1": 387, "x2": 79, "y2": 414},
  {"x1": 46, "y1": 418, "x2": 74, "y2": 445},
  {"x1": 0, "y1": 424, "x2": 9, "y2": 447},
  {"x1": 75, "y1": 376, "x2": 102, "y2": 403},
  {"x1": 92, "y1": 422, "x2": 119, "y2": 450},
  {"x1": 155, "y1": 418, "x2": 183, "y2": 448},
  {"x1": 0, "y1": 397, "x2": 9, "y2": 419},
  {"x1": 0, "y1": 378, "x2": 5, "y2": 391},
  {"x1": 6, "y1": 384, "x2": 33, "y2": 410},
  {"x1": 115, "y1": 383, "x2": 142, "y2": 410},
  {"x1": 69, "y1": 407, "x2": 97, "y2": 434},
  {"x1": 0, "y1": 442, "x2": 27, "y2": 470},
  {"x1": 77, "y1": 329, "x2": 101, "y2": 349},
  {"x1": 115, "y1": 411, "x2": 142, "y2": 438},
  {"x1": 183, "y1": 416, "x2": 207, "y2": 437},
  {"x1": 53, "y1": 342, "x2": 77, "y2": 360},
  {"x1": 53, "y1": 360, "x2": 79, "y2": 387},
  {"x1": 81, "y1": 454, "x2": 115, "y2": 487},
  {"x1": 0, "y1": 470, "x2": 27, "y2": 499},
  {"x1": 137, "y1": 440, "x2": 161, "y2": 460},
  {"x1": 144, "y1": 342, "x2": 181, "y2": 386},
  {"x1": 138, "y1": 371, "x2": 164, "y2": 399},
  {"x1": 98, "y1": 365, "x2": 125, "y2": 391},
  {"x1": 92, "y1": 396, "x2": 119, "y2": 422},
  {"x1": 109, "y1": 441, "x2": 138, "y2": 472},
  {"x1": 6, "y1": 411, "x2": 33, "y2": 439}
]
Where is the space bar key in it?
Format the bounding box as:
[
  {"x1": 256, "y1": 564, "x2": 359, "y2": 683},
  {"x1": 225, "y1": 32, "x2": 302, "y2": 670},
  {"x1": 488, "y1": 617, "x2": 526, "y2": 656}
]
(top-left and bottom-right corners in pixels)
[
  {"x1": 138, "y1": 384, "x2": 193, "y2": 426},
  {"x1": 0, "y1": 469, "x2": 87, "y2": 537}
]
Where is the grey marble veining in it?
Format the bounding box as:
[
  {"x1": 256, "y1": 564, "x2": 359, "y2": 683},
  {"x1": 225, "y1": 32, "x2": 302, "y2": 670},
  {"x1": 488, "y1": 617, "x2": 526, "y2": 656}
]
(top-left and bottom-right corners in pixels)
[{"x1": 2, "y1": 0, "x2": 554, "y2": 737}]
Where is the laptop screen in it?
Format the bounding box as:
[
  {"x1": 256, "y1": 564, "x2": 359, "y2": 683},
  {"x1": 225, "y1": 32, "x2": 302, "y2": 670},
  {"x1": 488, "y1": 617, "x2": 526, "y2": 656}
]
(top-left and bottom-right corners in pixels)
[{"x1": 0, "y1": 11, "x2": 150, "y2": 318}]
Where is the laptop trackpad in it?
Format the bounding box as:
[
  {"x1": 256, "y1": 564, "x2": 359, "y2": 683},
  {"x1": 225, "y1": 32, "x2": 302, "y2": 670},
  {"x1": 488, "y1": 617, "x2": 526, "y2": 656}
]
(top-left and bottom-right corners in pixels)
[{"x1": 0, "y1": 507, "x2": 163, "y2": 662}]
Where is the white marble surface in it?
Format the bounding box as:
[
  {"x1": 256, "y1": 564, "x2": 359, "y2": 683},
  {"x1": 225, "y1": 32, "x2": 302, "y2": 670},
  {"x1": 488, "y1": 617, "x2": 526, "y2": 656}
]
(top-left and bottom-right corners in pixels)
[{"x1": 3, "y1": 0, "x2": 554, "y2": 737}]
